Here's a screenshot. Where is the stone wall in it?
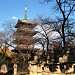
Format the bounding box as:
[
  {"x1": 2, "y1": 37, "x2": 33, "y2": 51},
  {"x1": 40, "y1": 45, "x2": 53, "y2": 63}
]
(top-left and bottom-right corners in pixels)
[{"x1": 28, "y1": 61, "x2": 75, "y2": 75}]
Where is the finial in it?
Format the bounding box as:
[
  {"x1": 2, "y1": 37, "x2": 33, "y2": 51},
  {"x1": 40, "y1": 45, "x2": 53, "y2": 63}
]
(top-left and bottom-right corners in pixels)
[{"x1": 24, "y1": 6, "x2": 27, "y2": 20}]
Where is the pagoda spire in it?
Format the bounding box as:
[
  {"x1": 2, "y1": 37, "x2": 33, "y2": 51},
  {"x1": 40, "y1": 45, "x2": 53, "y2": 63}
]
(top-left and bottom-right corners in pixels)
[{"x1": 24, "y1": 6, "x2": 27, "y2": 20}]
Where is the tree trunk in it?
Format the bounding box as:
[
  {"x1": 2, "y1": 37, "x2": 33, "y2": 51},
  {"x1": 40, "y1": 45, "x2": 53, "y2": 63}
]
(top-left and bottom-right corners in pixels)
[
  {"x1": 46, "y1": 37, "x2": 49, "y2": 52},
  {"x1": 62, "y1": 21, "x2": 66, "y2": 47}
]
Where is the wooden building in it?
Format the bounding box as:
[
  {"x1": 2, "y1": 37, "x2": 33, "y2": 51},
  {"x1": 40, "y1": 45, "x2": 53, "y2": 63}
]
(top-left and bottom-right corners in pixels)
[{"x1": 13, "y1": 7, "x2": 38, "y2": 60}]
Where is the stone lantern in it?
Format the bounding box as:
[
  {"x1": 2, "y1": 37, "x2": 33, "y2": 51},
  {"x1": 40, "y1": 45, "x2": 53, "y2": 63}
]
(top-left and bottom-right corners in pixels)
[{"x1": 13, "y1": 63, "x2": 18, "y2": 75}]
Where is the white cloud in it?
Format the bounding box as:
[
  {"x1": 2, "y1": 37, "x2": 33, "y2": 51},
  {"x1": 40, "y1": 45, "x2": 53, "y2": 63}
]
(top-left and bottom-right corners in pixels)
[{"x1": 12, "y1": 16, "x2": 18, "y2": 20}]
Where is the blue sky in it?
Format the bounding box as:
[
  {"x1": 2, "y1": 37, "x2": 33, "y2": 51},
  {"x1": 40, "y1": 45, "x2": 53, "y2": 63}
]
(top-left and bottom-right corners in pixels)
[{"x1": 0, "y1": 0, "x2": 54, "y2": 26}]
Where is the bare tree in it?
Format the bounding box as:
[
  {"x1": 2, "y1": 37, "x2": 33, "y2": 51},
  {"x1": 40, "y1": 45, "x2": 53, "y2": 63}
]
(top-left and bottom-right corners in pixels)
[
  {"x1": 41, "y1": 0, "x2": 75, "y2": 47},
  {"x1": 0, "y1": 20, "x2": 16, "y2": 49},
  {"x1": 34, "y1": 16, "x2": 60, "y2": 52}
]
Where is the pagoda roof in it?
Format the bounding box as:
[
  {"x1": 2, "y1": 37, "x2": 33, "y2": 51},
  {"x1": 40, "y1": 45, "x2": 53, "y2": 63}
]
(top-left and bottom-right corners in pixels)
[
  {"x1": 12, "y1": 49, "x2": 28, "y2": 53},
  {"x1": 15, "y1": 19, "x2": 37, "y2": 28},
  {"x1": 15, "y1": 35, "x2": 35, "y2": 40},
  {"x1": 21, "y1": 19, "x2": 37, "y2": 24}
]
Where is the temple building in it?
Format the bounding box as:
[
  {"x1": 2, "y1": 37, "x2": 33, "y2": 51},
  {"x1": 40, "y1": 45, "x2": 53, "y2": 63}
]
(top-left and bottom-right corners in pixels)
[
  {"x1": 13, "y1": 7, "x2": 38, "y2": 60},
  {"x1": 12, "y1": 7, "x2": 75, "y2": 75}
]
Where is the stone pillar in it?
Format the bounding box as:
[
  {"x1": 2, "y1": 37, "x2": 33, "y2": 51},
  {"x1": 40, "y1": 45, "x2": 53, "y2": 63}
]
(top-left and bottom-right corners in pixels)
[
  {"x1": 13, "y1": 63, "x2": 18, "y2": 75},
  {"x1": 37, "y1": 65, "x2": 42, "y2": 75},
  {"x1": 33, "y1": 56, "x2": 38, "y2": 63},
  {"x1": 0, "y1": 64, "x2": 8, "y2": 73},
  {"x1": 28, "y1": 64, "x2": 38, "y2": 75}
]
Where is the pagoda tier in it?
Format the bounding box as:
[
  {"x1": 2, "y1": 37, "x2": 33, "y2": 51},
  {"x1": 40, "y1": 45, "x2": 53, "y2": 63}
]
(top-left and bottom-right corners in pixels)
[
  {"x1": 16, "y1": 44, "x2": 33, "y2": 50},
  {"x1": 13, "y1": 30, "x2": 38, "y2": 36},
  {"x1": 13, "y1": 39, "x2": 37, "y2": 45},
  {"x1": 15, "y1": 35, "x2": 36, "y2": 40},
  {"x1": 12, "y1": 44, "x2": 38, "y2": 53},
  {"x1": 13, "y1": 48, "x2": 38, "y2": 53}
]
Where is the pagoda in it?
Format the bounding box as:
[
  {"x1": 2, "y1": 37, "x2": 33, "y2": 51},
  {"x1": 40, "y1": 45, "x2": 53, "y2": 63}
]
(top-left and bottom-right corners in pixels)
[{"x1": 13, "y1": 7, "x2": 38, "y2": 60}]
